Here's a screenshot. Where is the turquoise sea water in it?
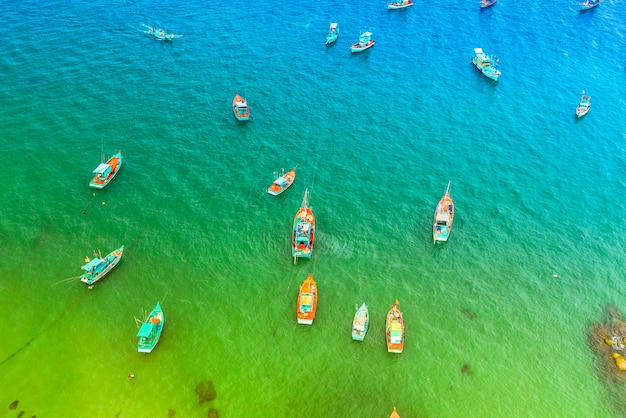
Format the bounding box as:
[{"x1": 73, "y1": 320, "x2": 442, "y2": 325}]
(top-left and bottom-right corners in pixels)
[{"x1": 1, "y1": 0, "x2": 626, "y2": 416}]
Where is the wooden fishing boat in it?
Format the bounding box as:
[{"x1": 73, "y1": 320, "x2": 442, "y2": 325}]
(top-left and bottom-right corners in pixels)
[
  {"x1": 388, "y1": 0, "x2": 414, "y2": 9},
  {"x1": 292, "y1": 188, "x2": 315, "y2": 262},
  {"x1": 326, "y1": 23, "x2": 339, "y2": 44},
  {"x1": 233, "y1": 94, "x2": 250, "y2": 121},
  {"x1": 90, "y1": 151, "x2": 122, "y2": 189},
  {"x1": 142, "y1": 25, "x2": 182, "y2": 41},
  {"x1": 268, "y1": 167, "x2": 296, "y2": 196},
  {"x1": 79, "y1": 245, "x2": 124, "y2": 286},
  {"x1": 296, "y1": 274, "x2": 318, "y2": 325},
  {"x1": 480, "y1": 0, "x2": 497, "y2": 8},
  {"x1": 390, "y1": 406, "x2": 401, "y2": 418},
  {"x1": 350, "y1": 31, "x2": 375, "y2": 53},
  {"x1": 352, "y1": 303, "x2": 369, "y2": 341},
  {"x1": 471, "y1": 48, "x2": 501, "y2": 81},
  {"x1": 386, "y1": 299, "x2": 404, "y2": 353},
  {"x1": 137, "y1": 302, "x2": 164, "y2": 353},
  {"x1": 433, "y1": 181, "x2": 455, "y2": 243},
  {"x1": 576, "y1": 90, "x2": 591, "y2": 118},
  {"x1": 580, "y1": 0, "x2": 600, "y2": 10}
]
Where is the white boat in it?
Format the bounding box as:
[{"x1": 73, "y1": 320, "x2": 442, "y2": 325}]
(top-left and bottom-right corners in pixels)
[
  {"x1": 350, "y1": 31, "x2": 375, "y2": 53},
  {"x1": 388, "y1": 0, "x2": 414, "y2": 9},
  {"x1": 580, "y1": 0, "x2": 600, "y2": 10},
  {"x1": 471, "y1": 48, "x2": 501, "y2": 81},
  {"x1": 326, "y1": 23, "x2": 339, "y2": 44},
  {"x1": 576, "y1": 90, "x2": 591, "y2": 118}
]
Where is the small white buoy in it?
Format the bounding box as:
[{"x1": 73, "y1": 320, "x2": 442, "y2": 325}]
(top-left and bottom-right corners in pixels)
[
  {"x1": 101, "y1": 201, "x2": 106, "y2": 205},
  {"x1": 128, "y1": 373, "x2": 135, "y2": 379},
  {"x1": 553, "y1": 274, "x2": 559, "y2": 279},
  {"x1": 88, "y1": 285, "x2": 94, "y2": 290}
]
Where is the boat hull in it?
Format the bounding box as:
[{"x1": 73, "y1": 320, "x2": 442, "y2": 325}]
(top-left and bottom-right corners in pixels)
[
  {"x1": 386, "y1": 301, "x2": 404, "y2": 353},
  {"x1": 90, "y1": 153, "x2": 122, "y2": 189},
  {"x1": 292, "y1": 206, "x2": 315, "y2": 259},
  {"x1": 137, "y1": 302, "x2": 164, "y2": 353},
  {"x1": 350, "y1": 41, "x2": 375, "y2": 53},
  {"x1": 268, "y1": 167, "x2": 296, "y2": 195},
  {"x1": 480, "y1": 0, "x2": 497, "y2": 8},
  {"x1": 233, "y1": 94, "x2": 250, "y2": 121},
  {"x1": 297, "y1": 274, "x2": 317, "y2": 325},
  {"x1": 352, "y1": 303, "x2": 369, "y2": 341},
  {"x1": 80, "y1": 246, "x2": 124, "y2": 286},
  {"x1": 433, "y1": 183, "x2": 454, "y2": 243},
  {"x1": 580, "y1": 1, "x2": 599, "y2": 9},
  {"x1": 472, "y1": 59, "x2": 500, "y2": 80},
  {"x1": 387, "y1": 2, "x2": 414, "y2": 9}
]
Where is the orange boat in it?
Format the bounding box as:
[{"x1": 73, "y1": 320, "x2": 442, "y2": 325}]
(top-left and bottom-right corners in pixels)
[
  {"x1": 232, "y1": 93, "x2": 250, "y2": 121},
  {"x1": 390, "y1": 407, "x2": 401, "y2": 418},
  {"x1": 296, "y1": 273, "x2": 317, "y2": 325},
  {"x1": 268, "y1": 167, "x2": 296, "y2": 196},
  {"x1": 90, "y1": 151, "x2": 122, "y2": 189},
  {"x1": 292, "y1": 188, "x2": 315, "y2": 263},
  {"x1": 386, "y1": 299, "x2": 404, "y2": 353}
]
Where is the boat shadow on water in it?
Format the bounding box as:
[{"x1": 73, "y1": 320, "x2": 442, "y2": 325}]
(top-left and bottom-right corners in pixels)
[
  {"x1": 587, "y1": 304, "x2": 626, "y2": 416},
  {"x1": 349, "y1": 49, "x2": 372, "y2": 61}
]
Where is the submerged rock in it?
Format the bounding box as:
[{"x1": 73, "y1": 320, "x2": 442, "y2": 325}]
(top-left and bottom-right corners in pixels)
[
  {"x1": 168, "y1": 409, "x2": 176, "y2": 417},
  {"x1": 461, "y1": 308, "x2": 476, "y2": 320},
  {"x1": 461, "y1": 364, "x2": 472, "y2": 375},
  {"x1": 208, "y1": 408, "x2": 219, "y2": 418},
  {"x1": 8, "y1": 400, "x2": 18, "y2": 410},
  {"x1": 17, "y1": 411, "x2": 24, "y2": 418},
  {"x1": 588, "y1": 304, "x2": 626, "y2": 415},
  {"x1": 613, "y1": 353, "x2": 626, "y2": 371},
  {"x1": 196, "y1": 380, "x2": 217, "y2": 403}
]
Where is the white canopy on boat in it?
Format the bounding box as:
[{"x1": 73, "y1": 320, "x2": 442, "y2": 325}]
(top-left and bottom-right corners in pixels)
[
  {"x1": 93, "y1": 163, "x2": 112, "y2": 174},
  {"x1": 436, "y1": 212, "x2": 450, "y2": 222},
  {"x1": 362, "y1": 31, "x2": 372, "y2": 37},
  {"x1": 330, "y1": 23, "x2": 338, "y2": 29}
]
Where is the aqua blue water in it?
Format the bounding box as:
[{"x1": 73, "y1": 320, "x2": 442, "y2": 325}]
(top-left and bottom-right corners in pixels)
[{"x1": 1, "y1": 0, "x2": 626, "y2": 417}]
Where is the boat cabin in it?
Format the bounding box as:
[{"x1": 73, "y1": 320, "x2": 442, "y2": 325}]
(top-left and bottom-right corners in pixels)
[
  {"x1": 274, "y1": 177, "x2": 288, "y2": 189},
  {"x1": 473, "y1": 48, "x2": 492, "y2": 67},
  {"x1": 81, "y1": 257, "x2": 104, "y2": 274},
  {"x1": 359, "y1": 32, "x2": 372, "y2": 44},
  {"x1": 296, "y1": 222, "x2": 310, "y2": 240},
  {"x1": 354, "y1": 316, "x2": 366, "y2": 331},
  {"x1": 435, "y1": 211, "x2": 450, "y2": 228},
  {"x1": 389, "y1": 322, "x2": 403, "y2": 344},
  {"x1": 300, "y1": 294, "x2": 314, "y2": 312},
  {"x1": 93, "y1": 163, "x2": 112, "y2": 180},
  {"x1": 137, "y1": 316, "x2": 161, "y2": 341}
]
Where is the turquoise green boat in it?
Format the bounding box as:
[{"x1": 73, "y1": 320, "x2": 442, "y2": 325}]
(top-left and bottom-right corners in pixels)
[
  {"x1": 352, "y1": 303, "x2": 369, "y2": 341},
  {"x1": 137, "y1": 302, "x2": 164, "y2": 353},
  {"x1": 79, "y1": 245, "x2": 124, "y2": 286}
]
